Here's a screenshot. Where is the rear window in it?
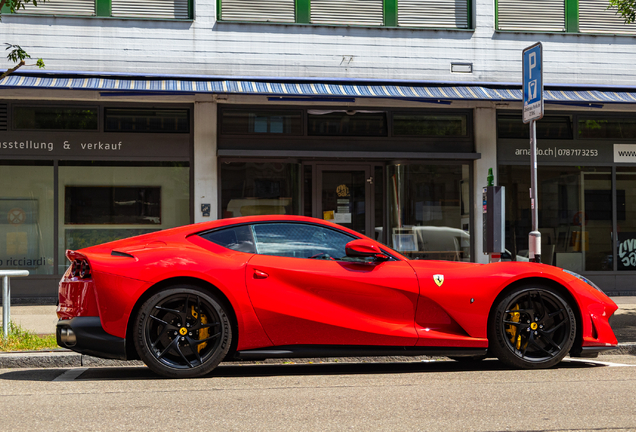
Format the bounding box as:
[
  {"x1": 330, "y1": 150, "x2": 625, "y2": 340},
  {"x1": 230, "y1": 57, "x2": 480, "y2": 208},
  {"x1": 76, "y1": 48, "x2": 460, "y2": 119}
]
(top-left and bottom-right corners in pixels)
[{"x1": 199, "y1": 225, "x2": 256, "y2": 253}]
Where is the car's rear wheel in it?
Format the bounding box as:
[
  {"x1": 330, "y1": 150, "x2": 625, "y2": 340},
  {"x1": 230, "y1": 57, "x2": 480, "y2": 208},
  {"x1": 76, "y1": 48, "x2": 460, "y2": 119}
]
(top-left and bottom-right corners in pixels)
[
  {"x1": 489, "y1": 286, "x2": 576, "y2": 369},
  {"x1": 134, "y1": 286, "x2": 232, "y2": 378}
]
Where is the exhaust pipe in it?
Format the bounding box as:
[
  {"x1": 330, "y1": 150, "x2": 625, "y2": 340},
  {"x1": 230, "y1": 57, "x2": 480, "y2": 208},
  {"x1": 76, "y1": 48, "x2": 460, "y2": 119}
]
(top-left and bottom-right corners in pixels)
[{"x1": 59, "y1": 328, "x2": 77, "y2": 347}]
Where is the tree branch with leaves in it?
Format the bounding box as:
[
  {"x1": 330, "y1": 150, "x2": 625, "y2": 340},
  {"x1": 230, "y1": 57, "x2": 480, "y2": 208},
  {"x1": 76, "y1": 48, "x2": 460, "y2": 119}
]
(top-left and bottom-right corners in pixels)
[
  {"x1": 608, "y1": 0, "x2": 636, "y2": 24},
  {"x1": 0, "y1": 0, "x2": 46, "y2": 80}
]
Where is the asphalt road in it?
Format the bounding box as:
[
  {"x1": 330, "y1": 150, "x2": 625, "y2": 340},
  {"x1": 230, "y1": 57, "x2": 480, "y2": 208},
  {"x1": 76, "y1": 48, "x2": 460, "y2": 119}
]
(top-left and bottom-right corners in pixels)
[{"x1": 1, "y1": 356, "x2": 635, "y2": 432}]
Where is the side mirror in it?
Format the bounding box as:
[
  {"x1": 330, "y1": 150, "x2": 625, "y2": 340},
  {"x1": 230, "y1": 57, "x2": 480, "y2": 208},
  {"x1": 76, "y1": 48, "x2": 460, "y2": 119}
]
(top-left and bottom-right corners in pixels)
[{"x1": 345, "y1": 239, "x2": 389, "y2": 261}]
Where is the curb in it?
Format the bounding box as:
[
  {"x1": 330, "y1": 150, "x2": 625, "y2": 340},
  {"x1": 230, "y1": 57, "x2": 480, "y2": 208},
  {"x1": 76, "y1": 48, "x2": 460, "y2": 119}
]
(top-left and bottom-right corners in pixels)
[
  {"x1": 0, "y1": 344, "x2": 634, "y2": 369},
  {"x1": 0, "y1": 350, "x2": 144, "y2": 369},
  {"x1": 605, "y1": 342, "x2": 636, "y2": 356}
]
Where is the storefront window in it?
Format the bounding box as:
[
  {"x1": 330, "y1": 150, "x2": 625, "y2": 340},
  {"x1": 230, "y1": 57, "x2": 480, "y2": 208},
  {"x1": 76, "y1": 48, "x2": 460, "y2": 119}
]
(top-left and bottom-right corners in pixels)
[
  {"x1": 220, "y1": 162, "x2": 301, "y2": 218},
  {"x1": 307, "y1": 111, "x2": 387, "y2": 136},
  {"x1": 500, "y1": 165, "x2": 613, "y2": 272},
  {"x1": 617, "y1": 167, "x2": 636, "y2": 271},
  {"x1": 497, "y1": 114, "x2": 573, "y2": 139},
  {"x1": 58, "y1": 162, "x2": 190, "y2": 273},
  {"x1": 105, "y1": 108, "x2": 189, "y2": 133},
  {"x1": 14, "y1": 106, "x2": 98, "y2": 130},
  {"x1": 220, "y1": 109, "x2": 302, "y2": 135},
  {"x1": 392, "y1": 113, "x2": 467, "y2": 136},
  {"x1": 387, "y1": 163, "x2": 470, "y2": 261},
  {"x1": 0, "y1": 162, "x2": 54, "y2": 275},
  {"x1": 578, "y1": 117, "x2": 636, "y2": 139}
]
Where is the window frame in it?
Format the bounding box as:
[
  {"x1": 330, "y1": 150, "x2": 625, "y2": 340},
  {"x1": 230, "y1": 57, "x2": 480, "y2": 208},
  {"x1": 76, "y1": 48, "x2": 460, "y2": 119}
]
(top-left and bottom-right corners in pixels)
[
  {"x1": 104, "y1": 108, "x2": 191, "y2": 134},
  {"x1": 496, "y1": 0, "x2": 636, "y2": 35},
  {"x1": 13, "y1": 104, "x2": 100, "y2": 132},
  {"x1": 216, "y1": 0, "x2": 473, "y2": 30},
  {"x1": 5, "y1": 0, "x2": 193, "y2": 20}
]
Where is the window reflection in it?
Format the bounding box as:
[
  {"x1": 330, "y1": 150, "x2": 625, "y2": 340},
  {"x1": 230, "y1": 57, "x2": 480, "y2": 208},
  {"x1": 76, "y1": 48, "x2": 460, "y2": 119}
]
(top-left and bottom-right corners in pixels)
[
  {"x1": 0, "y1": 163, "x2": 54, "y2": 275},
  {"x1": 617, "y1": 168, "x2": 636, "y2": 271},
  {"x1": 252, "y1": 223, "x2": 354, "y2": 259},
  {"x1": 387, "y1": 164, "x2": 470, "y2": 261},
  {"x1": 58, "y1": 162, "x2": 190, "y2": 273},
  {"x1": 220, "y1": 162, "x2": 301, "y2": 218},
  {"x1": 500, "y1": 166, "x2": 613, "y2": 271}
]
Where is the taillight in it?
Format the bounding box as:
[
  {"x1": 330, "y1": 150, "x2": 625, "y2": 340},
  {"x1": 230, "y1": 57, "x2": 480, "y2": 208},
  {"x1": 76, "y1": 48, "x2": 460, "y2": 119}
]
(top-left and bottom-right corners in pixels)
[{"x1": 70, "y1": 259, "x2": 91, "y2": 279}]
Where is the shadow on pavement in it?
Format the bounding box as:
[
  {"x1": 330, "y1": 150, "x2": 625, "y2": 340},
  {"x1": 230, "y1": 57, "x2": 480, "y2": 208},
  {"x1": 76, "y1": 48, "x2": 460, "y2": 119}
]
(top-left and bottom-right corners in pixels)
[{"x1": 0, "y1": 358, "x2": 603, "y2": 382}]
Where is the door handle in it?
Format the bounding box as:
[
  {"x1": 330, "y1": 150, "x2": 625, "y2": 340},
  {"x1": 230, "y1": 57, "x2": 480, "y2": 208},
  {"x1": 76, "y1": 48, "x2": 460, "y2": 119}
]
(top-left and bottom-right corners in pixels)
[{"x1": 253, "y1": 269, "x2": 269, "y2": 279}]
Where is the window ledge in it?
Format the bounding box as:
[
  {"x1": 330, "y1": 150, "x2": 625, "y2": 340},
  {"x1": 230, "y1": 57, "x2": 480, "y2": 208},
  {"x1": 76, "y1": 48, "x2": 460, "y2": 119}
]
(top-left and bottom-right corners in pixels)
[
  {"x1": 496, "y1": 29, "x2": 636, "y2": 37},
  {"x1": 9, "y1": 13, "x2": 194, "y2": 22},
  {"x1": 217, "y1": 20, "x2": 474, "y2": 32}
]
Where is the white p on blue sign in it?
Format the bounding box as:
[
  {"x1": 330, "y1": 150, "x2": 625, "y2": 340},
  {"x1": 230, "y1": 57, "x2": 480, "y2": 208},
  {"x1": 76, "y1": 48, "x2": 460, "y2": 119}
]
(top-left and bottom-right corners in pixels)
[{"x1": 522, "y1": 42, "x2": 544, "y2": 123}]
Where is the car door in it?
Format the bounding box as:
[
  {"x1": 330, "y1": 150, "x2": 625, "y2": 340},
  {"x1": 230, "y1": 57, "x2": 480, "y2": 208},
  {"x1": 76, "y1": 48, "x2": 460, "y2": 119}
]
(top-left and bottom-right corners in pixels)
[{"x1": 245, "y1": 222, "x2": 419, "y2": 347}]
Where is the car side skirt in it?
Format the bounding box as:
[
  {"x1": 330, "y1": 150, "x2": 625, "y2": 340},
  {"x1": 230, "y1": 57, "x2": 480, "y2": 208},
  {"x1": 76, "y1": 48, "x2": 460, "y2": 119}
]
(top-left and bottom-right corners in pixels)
[
  {"x1": 234, "y1": 345, "x2": 488, "y2": 361},
  {"x1": 570, "y1": 346, "x2": 618, "y2": 358},
  {"x1": 56, "y1": 317, "x2": 127, "y2": 361}
]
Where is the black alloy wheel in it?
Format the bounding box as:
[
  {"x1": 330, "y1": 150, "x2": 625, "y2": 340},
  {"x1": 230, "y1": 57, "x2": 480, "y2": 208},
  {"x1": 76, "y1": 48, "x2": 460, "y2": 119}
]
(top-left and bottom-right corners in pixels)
[
  {"x1": 489, "y1": 286, "x2": 576, "y2": 369},
  {"x1": 134, "y1": 286, "x2": 232, "y2": 378}
]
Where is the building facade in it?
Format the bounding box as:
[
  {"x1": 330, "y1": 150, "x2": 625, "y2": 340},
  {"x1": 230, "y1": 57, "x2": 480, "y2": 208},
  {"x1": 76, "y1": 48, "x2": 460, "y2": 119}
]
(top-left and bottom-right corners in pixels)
[{"x1": 2, "y1": 0, "x2": 636, "y2": 299}]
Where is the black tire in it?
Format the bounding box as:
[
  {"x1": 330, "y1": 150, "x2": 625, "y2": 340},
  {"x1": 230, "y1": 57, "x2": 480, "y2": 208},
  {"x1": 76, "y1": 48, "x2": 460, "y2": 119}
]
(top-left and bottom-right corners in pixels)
[
  {"x1": 488, "y1": 286, "x2": 576, "y2": 369},
  {"x1": 134, "y1": 285, "x2": 232, "y2": 378}
]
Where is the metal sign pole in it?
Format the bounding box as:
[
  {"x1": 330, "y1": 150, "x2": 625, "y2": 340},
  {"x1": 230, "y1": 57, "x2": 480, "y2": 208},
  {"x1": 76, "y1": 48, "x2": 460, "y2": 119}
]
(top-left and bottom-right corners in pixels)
[
  {"x1": 522, "y1": 42, "x2": 544, "y2": 264},
  {"x1": 529, "y1": 120, "x2": 541, "y2": 263},
  {"x1": 2, "y1": 276, "x2": 8, "y2": 339},
  {"x1": 1, "y1": 270, "x2": 30, "y2": 339}
]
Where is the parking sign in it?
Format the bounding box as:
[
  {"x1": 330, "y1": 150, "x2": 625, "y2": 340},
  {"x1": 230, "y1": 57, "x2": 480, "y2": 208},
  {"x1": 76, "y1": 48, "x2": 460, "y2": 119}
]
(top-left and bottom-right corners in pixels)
[{"x1": 522, "y1": 42, "x2": 543, "y2": 123}]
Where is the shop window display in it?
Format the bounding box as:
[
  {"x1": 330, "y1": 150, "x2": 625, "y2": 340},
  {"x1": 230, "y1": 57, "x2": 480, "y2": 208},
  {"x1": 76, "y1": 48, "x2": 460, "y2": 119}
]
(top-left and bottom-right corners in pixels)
[
  {"x1": 58, "y1": 162, "x2": 189, "y2": 273},
  {"x1": 0, "y1": 162, "x2": 54, "y2": 274},
  {"x1": 65, "y1": 186, "x2": 161, "y2": 225},
  {"x1": 499, "y1": 165, "x2": 613, "y2": 272},
  {"x1": 617, "y1": 167, "x2": 636, "y2": 270},
  {"x1": 220, "y1": 162, "x2": 302, "y2": 218},
  {"x1": 387, "y1": 163, "x2": 470, "y2": 261}
]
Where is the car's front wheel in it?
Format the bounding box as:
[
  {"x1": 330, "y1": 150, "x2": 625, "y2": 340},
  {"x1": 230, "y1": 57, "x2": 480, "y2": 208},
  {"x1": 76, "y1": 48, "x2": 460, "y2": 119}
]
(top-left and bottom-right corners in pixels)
[
  {"x1": 134, "y1": 286, "x2": 232, "y2": 378},
  {"x1": 489, "y1": 286, "x2": 576, "y2": 369}
]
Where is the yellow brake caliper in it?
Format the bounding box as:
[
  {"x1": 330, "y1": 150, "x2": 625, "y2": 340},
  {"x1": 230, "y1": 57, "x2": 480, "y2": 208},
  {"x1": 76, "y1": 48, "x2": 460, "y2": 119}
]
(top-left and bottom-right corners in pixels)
[
  {"x1": 506, "y1": 304, "x2": 522, "y2": 350},
  {"x1": 191, "y1": 306, "x2": 209, "y2": 353}
]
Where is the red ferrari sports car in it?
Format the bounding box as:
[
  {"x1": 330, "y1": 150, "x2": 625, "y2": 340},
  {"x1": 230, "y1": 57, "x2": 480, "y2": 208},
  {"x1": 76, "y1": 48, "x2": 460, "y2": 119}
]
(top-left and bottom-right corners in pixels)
[{"x1": 57, "y1": 215, "x2": 618, "y2": 378}]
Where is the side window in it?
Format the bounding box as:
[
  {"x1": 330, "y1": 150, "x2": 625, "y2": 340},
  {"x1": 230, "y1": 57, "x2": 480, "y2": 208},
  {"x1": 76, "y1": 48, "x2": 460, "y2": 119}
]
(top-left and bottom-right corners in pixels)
[
  {"x1": 251, "y1": 223, "x2": 354, "y2": 259},
  {"x1": 199, "y1": 225, "x2": 256, "y2": 253}
]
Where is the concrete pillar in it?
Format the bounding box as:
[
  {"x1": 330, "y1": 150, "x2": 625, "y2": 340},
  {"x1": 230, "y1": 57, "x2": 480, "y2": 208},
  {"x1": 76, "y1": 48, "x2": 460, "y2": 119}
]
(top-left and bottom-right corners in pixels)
[
  {"x1": 193, "y1": 101, "x2": 218, "y2": 223},
  {"x1": 473, "y1": 107, "x2": 498, "y2": 263}
]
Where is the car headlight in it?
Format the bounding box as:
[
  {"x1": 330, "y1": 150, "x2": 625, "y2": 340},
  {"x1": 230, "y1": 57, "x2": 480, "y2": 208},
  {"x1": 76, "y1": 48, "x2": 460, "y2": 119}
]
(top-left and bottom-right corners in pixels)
[{"x1": 562, "y1": 269, "x2": 604, "y2": 293}]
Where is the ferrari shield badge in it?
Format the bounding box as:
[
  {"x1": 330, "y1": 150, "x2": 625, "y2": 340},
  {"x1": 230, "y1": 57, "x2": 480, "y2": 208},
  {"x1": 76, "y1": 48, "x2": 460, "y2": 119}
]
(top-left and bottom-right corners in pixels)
[{"x1": 433, "y1": 274, "x2": 444, "y2": 287}]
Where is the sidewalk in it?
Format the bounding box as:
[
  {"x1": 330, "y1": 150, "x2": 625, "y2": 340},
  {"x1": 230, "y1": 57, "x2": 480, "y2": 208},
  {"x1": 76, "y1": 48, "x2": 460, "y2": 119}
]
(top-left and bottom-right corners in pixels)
[
  {"x1": 0, "y1": 296, "x2": 634, "y2": 369},
  {"x1": 9, "y1": 305, "x2": 58, "y2": 335}
]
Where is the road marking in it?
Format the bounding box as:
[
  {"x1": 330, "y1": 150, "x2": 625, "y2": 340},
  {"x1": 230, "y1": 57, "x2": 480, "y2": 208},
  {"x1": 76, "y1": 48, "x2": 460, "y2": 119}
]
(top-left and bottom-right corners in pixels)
[
  {"x1": 566, "y1": 358, "x2": 636, "y2": 367},
  {"x1": 53, "y1": 368, "x2": 89, "y2": 381}
]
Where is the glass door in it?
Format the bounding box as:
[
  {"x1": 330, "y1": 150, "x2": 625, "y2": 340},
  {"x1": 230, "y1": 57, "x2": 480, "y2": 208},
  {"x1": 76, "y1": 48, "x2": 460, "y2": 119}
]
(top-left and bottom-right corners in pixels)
[
  {"x1": 316, "y1": 165, "x2": 373, "y2": 236},
  {"x1": 579, "y1": 171, "x2": 613, "y2": 271}
]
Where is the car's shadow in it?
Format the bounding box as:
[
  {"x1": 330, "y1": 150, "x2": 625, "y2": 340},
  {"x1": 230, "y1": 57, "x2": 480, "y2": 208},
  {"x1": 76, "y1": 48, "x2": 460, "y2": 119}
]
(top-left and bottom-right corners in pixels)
[{"x1": 0, "y1": 358, "x2": 604, "y2": 382}]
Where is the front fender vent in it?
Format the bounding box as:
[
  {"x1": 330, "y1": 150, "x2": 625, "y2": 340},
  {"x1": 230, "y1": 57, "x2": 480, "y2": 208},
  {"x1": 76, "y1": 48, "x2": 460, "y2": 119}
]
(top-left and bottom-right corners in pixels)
[{"x1": 111, "y1": 250, "x2": 135, "y2": 258}]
